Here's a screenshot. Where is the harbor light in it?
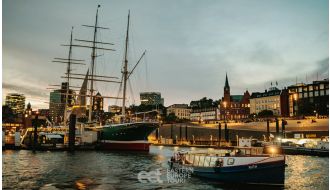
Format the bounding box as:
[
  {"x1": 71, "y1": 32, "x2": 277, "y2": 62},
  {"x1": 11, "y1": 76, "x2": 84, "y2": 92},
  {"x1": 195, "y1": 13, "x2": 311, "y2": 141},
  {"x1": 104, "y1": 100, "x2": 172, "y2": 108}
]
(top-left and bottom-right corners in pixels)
[{"x1": 269, "y1": 147, "x2": 277, "y2": 154}]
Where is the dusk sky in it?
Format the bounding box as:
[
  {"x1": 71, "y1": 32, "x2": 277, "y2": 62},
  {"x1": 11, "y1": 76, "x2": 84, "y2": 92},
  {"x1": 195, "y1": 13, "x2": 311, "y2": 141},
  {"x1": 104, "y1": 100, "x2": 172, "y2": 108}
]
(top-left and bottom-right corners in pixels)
[{"x1": 3, "y1": 0, "x2": 329, "y2": 109}]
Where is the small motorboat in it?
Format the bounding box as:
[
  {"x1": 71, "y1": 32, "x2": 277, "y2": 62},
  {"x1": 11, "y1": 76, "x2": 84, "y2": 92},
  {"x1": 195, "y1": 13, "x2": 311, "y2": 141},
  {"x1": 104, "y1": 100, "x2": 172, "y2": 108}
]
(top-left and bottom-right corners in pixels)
[{"x1": 168, "y1": 146, "x2": 285, "y2": 185}]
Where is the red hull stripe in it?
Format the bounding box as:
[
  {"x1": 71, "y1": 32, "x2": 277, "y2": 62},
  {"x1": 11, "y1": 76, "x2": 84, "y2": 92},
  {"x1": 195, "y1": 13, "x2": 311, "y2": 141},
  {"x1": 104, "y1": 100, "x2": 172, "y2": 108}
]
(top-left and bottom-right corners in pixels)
[{"x1": 101, "y1": 142, "x2": 150, "y2": 151}]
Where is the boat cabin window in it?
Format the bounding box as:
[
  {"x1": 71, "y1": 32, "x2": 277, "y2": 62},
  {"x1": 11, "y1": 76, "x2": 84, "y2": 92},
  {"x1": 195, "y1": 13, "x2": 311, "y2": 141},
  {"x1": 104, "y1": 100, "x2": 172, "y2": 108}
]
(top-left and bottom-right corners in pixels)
[
  {"x1": 199, "y1": 156, "x2": 205, "y2": 166},
  {"x1": 204, "y1": 156, "x2": 212, "y2": 166},
  {"x1": 193, "y1": 155, "x2": 200, "y2": 166}
]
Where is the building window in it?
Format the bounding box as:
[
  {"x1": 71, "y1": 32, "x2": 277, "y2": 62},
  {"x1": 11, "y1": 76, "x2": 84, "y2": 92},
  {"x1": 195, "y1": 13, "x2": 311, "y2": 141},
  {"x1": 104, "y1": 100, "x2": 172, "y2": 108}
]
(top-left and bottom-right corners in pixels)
[
  {"x1": 309, "y1": 86, "x2": 313, "y2": 91},
  {"x1": 309, "y1": 92, "x2": 313, "y2": 97},
  {"x1": 326, "y1": 89, "x2": 329, "y2": 95},
  {"x1": 320, "y1": 91, "x2": 324, "y2": 96},
  {"x1": 320, "y1": 84, "x2": 324, "y2": 90},
  {"x1": 315, "y1": 91, "x2": 319, "y2": 96},
  {"x1": 298, "y1": 87, "x2": 303, "y2": 92}
]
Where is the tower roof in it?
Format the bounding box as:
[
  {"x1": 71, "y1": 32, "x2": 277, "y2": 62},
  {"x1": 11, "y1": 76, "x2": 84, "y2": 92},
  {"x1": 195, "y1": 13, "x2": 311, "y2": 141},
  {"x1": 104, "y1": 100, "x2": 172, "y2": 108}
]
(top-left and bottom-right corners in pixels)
[{"x1": 225, "y1": 73, "x2": 230, "y2": 88}]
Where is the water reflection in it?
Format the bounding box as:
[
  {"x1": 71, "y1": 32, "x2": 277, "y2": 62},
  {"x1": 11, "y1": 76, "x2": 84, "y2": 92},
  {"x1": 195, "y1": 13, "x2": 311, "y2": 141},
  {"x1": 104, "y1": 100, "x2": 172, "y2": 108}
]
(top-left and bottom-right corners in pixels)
[{"x1": 2, "y1": 146, "x2": 329, "y2": 190}]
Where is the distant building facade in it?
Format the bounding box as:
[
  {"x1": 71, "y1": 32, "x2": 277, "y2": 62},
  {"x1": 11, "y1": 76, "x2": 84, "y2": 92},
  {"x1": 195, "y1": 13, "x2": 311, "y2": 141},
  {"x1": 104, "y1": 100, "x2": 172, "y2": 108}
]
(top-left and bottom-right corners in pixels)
[
  {"x1": 92, "y1": 92, "x2": 104, "y2": 112},
  {"x1": 249, "y1": 87, "x2": 289, "y2": 117},
  {"x1": 108, "y1": 105, "x2": 121, "y2": 113},
  {"x1": 190, "y1": 107, "x2": 220, "y2": 123},
  {"x1": 140, "y1": 92, "x2": 164, "y2": 106},
  {"x1": 92, "y1": 92, "x2": 104, "y2": 121},
  {"x1": 49, "y1": 90, "x2": 64, "y2": 123},
  {"x1": 287, "y1": 79, "x2": 329, "y2": 117},
  {"x1": 167, "y1": 104, "x2": 191, "y2": 120},
  {"x1": 219, "y1": 74, "x2": 250, "y2": 120},
  {"x1": 49, "y1": 82, "x2": 75, "y2": 123},
  {"x1": 5, "y1": 93, "x2": 25, "y2": 115}
]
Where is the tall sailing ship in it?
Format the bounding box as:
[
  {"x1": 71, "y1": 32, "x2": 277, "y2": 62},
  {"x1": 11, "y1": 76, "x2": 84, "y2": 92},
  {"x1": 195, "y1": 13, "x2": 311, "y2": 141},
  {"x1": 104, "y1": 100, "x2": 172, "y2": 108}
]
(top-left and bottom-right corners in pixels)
[{"x1": 68, "y1": 5, "x2": 159, "y2": 151}]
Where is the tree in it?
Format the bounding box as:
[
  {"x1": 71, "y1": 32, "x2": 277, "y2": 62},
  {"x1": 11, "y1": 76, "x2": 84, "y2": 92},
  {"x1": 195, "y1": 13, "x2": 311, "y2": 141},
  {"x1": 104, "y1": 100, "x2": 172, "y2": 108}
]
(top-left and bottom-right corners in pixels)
[
  {"x1": 257, "y1": 110, "x2": 274, "y2": 118},
  {"x1": 2, "y1": 105, "x2": 16, "y2": 123},
  {"x1": 164, "y1": 113, "x2": 178, "y2": 123}
]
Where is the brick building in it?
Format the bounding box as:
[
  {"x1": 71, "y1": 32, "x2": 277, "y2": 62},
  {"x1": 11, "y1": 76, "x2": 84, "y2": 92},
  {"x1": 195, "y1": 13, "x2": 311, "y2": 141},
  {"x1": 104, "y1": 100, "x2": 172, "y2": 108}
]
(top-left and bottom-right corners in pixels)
[{"x1": 219, "y1": 74, "x2": 250, "y2": 121}]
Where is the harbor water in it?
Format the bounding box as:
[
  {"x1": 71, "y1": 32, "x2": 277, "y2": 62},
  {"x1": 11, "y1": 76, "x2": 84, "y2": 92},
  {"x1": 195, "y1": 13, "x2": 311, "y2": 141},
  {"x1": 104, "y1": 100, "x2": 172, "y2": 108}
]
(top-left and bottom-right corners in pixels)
[{"x1": 2, "y1": 146, "x2": 329, "y2": 190}]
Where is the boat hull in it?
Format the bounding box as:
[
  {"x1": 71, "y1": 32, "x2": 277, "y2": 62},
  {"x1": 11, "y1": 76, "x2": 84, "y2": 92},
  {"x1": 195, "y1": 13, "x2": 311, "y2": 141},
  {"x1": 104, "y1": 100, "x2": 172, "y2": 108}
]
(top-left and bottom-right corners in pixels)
[
  {"x1": 100, "y1": 122, "x2": 159, "y2": 151},
  {"x1": 101, "y1": 140, "x2": 150, "y2": 151},
  {"x1": 191, "y1": 160, "x2": 285, "y2": 185},
  {"x1": 171, "y1": 155, "x2": 285, "y2": 185}
]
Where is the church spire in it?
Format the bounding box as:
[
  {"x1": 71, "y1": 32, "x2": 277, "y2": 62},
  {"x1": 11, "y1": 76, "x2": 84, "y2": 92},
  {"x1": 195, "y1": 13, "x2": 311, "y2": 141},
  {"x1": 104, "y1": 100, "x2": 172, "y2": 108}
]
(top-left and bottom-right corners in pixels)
[{"x1": 225, "y1": 72, "x2": 229, "y2": 88}]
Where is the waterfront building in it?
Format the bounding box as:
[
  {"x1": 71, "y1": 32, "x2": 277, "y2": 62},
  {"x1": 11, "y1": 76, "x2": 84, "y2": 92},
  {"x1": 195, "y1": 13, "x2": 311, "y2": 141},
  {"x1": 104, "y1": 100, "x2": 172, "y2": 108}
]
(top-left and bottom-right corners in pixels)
[
  {"x1": 249, "y1": 87, "x2": 289, "y2": 117},
  {"x1": 287, "y1": 79, "x2": 329, "y2": 117},
  {"x1": 167, "y1": 104, "x2": 191, "y2": 120},
  {"x1": 49, "y1": 90, "x2": 64, "y2": 123},
  {"x1": 140, "y1": 92, "x2": 164, "y2": 106},
  {"x1": 108, "y1": 105, "x2": 121, "y2": 113},
  {"x1": 219, "y1": 74, "x2": 250, "y2": 121},
  {"x1": 92, "y1": 92, "x2": 104, "y2": 112},
  {"x1": 5, "y1": 93, "x2": 25, "y2": 115},
  {"x1": 92, "y1": 92, "x2": 104, "y2": 121},
  {"x1": 38, "y1": 109, "x2": 50, "y2": 117},
  {"x1": 25, "y1": 102, "x2": 32, "y2": 117},
  {"x1": 49, "y1": 82, "x2": 75, "y2": 123},
  {"x1": 190, "y1": 107, "x2": 220, "y2": 123}
]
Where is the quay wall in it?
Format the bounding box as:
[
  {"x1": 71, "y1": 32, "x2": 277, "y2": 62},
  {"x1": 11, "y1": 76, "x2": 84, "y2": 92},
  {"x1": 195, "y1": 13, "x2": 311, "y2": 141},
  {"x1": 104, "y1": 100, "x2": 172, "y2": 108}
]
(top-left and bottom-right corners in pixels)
[{"x1": 154, "y1": 121, "x2": 329, "y2": 141}]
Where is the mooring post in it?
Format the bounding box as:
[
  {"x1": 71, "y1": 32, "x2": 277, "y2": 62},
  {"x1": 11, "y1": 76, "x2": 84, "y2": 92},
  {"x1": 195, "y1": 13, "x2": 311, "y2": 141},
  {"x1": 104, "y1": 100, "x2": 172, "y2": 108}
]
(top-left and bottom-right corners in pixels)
[
  {"x1": 33, "y1": 114, "x2": 39, "y2": 152},
  {"x1": 281, "y1": 119, "x2": 286, "y2": 138},
  {"x1": 170, "y1": 124, "x2": 173, "y2": 140},
  {"x1": 185, "y1": 125, "x2": 188, "y2": 142},
  {"x1": 218, "y1": 122, "x2": 221, "y2": 147},
  {"x1": 275, "y1": 118, "x2": 279, "y2": 139},
  {"x1": 224, "y1": 122, "x2": 228, "y2": 143},
  {"x1": 179, "y1": 125, "x2": 182, "y2": 144},
  {"x1": 69, "y1": 114, "x2": 76, "y2": 151},
  {"x1": 155, "y1": 128, "x2": 159, "y2": 142},
  {"x1": 267, "y1": 119, "x2": 270, "y2": 141}
]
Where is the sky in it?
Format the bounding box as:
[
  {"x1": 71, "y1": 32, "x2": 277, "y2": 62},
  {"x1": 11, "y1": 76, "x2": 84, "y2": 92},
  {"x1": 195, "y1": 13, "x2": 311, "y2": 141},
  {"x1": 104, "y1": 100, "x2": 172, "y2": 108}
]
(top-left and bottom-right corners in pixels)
[{"x1": 3, "y1": 0, "x2": 329, "y2": 109}]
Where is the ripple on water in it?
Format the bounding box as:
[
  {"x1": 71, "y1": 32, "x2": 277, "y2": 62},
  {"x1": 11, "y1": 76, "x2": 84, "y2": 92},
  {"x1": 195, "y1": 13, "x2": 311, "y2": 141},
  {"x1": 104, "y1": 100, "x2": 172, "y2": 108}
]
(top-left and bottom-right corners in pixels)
[{"x1": 2, "y1": 147, "x2": 329, "y2": 190}]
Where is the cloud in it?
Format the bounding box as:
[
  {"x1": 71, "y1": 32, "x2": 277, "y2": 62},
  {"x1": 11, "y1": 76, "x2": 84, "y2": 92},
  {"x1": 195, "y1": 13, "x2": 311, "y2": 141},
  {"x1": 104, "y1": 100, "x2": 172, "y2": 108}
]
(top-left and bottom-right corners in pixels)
[{"x1": 2, "y1": 82, "x2": 48, "y2": 99}]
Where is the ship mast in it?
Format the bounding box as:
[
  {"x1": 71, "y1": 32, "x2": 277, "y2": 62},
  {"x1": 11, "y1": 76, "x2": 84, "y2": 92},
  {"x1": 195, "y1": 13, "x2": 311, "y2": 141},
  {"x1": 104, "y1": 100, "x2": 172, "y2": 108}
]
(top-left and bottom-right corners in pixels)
[
  {"x1": 64, "y1": 28, "x2": 74, "y2": 125},
  {"x1": 65, "y1": 5, "x2": 117, "y2": 123},
  {"x1": 51, "y1": 27, "x2": 85, "y2": 126},
  {"x1": 120, "y1": 11, "x2": 147, "y2": 122},
  {"x1": 121, "y1": 11, "x2": 130, "y2": 121},
  {"x1": 88, "y1": 5, "x2": 100, "y2": 122}
]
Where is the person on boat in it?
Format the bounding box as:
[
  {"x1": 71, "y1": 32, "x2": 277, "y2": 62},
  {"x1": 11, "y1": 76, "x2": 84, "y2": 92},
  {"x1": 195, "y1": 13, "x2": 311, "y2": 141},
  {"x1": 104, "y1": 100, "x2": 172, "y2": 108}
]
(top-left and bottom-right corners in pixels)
[
  {"x1": 215, "y1": 158, "x2": 223, "y2": 167},
  {"x1": 236, "y1": 149, "x2": 243, "y2": 156}
]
